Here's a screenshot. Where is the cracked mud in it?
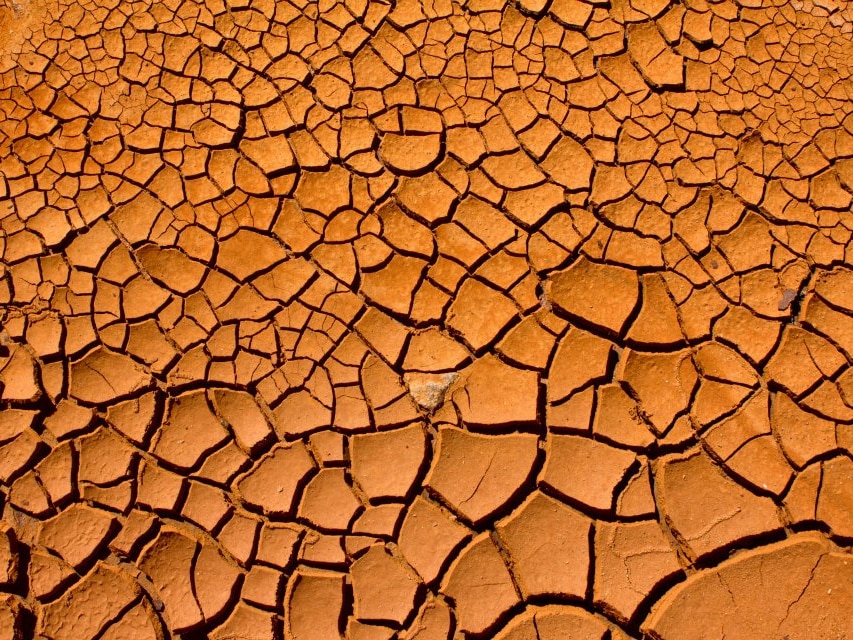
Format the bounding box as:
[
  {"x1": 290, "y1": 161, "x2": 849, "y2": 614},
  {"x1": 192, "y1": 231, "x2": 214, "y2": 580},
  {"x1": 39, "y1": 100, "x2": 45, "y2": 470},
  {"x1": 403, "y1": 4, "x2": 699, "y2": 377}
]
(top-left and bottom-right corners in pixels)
[{"x1": 2, "y1": 0, "x2": 853, "y2": 638}]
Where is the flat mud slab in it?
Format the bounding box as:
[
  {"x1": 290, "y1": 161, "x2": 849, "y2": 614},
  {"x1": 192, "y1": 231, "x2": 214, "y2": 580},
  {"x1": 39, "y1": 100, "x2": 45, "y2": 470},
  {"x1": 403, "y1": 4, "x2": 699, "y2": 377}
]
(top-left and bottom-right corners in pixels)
[{"x1": 2, "y1": 0, "x2": 853, "y2": 638}]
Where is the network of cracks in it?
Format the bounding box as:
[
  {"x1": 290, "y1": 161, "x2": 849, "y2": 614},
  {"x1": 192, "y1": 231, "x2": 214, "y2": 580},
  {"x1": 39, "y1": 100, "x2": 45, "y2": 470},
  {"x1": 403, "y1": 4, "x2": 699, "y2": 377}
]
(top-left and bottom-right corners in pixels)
[{"x1": 2, "y1": 0, "x2": 853, "y2": 638}]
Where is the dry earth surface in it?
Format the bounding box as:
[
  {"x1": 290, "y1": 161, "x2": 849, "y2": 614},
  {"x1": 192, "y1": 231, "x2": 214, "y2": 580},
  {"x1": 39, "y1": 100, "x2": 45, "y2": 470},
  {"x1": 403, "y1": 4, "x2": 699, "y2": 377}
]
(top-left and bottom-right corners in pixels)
[{"x1": 2, "y1": 0, "x2": 853, "y2": 638}]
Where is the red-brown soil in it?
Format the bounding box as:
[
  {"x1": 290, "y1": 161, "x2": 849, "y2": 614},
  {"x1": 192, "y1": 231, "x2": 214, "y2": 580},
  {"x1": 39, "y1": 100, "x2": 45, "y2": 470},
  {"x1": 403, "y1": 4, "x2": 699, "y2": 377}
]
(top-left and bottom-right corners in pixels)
[{"x1": 2, "y1": 0, "x2": 853, "y2": 638}]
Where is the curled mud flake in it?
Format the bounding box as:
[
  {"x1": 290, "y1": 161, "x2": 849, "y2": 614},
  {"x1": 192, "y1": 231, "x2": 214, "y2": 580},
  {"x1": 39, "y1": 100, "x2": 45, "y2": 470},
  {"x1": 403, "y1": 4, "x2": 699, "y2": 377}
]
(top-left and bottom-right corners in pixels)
[
  {"x1": 138, "y1": 529, "x2": 204, "y2": 633},
  {"x1": 399, "y1": 595, "x2": 453, "y2": 640},
  {"x1": 39, "y1": 563, "x2": 140, "y2": 640},
  {"x1": 38, "y1": 504, "x2": 116, "y2": 570},
  {"x1": 0, "y1": 344, "x2": 42, "y2": 402},
  {"x1": 398, "y1": 496, "x2": 472, "y2": 585},
  {"x1": 548, "y1": 257, "x2": 640, "y2": 338},
  {"x1": 216, "y1": 229, "x2": 288, "y2": 282},
  {"x1": 351, "y1": 544, "x2": 420, "y2": 625},
  {"x1": 69, "y1": 347, "x2": 151, "y2": 405},
  {"x1": 98, "y1": 601, "x2": 163, "y2": 640},
  {"x1": 771, "y1": 392, "x2": 837, "y2": 469},
  {"x1": 542, "y1": 434, "x2": 636, "y2": 513},
  {"x1": 594, "y1": 519, "x2": 683, "y2": 623},
  {"x1": 426, "y1": 426, "x2": 538, "y2": 526},
  {"x1": 136, "y1": 245, "x2": 207, "y2": 295},
  {"x1": 0, "y1": 595, "x2": 25, "y2": 640},
  {"x1": 194, "y1": 542, "x2": 242, "y2": 623},
  {"x1": 643, "y1": 533, "x2": 853, "y2": 640},
  {"x1": 549, "y1": 327, "x2": 615, "y2": 403},
  {"x1": 657, "y1": 450, "x2": 782, "y2": 561},
  {"x1": 236, "y1": 442, "x2": 315, "y2": 517},
  {"x1": 496, "y1": 491, "x2": 592, "y2": 600},
  {"x1": 297, "y1": 468, "x2": 362, "y2": 531},
  {"x1": 152, "y1": 391, "x2": 229, "y2": 471},
  {"x1": 440, "y1": 532, "x2": 520, "y2": 636},
  {"x1": 449, "y1": 355, "x2": 540, "y2": 427},
  {"x1": 446, "y1": 278, "x2": 519, "y2": 354},
  {"x1": 210, "y1": 389, "x2": 275, "y2": 455},
  {"x1": 0, "y1": 525, "x2": 18, "y2": 587},
  {"x1": 379, "y1": 133, "x2": 443, "y2": 175},
  {"x1": 285, "y1": 568, "x2": 346, "y2": 640},
  {"x1": 209, "y1": 602, "x2": 277, "y2": 640},
  {"x1": 350, "y1": 423, "x2": 427, "y2": 500},
  {"x1": 404, "y1": 329, "x2": 469, "y2": 373},
  {"x1": 816, "y1": 455, "x2": 853, "y2": 538},
  {"x1": 617, "y1": 349, "x2": 697, "y2": 436},
  {"x1": 494, "y1": 605, "x2": 624, "y2": 640}
]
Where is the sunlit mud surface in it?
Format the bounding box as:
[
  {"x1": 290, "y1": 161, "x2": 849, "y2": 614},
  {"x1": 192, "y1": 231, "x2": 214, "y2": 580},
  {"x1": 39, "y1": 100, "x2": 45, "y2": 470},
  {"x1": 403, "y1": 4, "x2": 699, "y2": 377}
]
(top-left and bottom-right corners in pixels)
[{"x1": 2, "y1": 0, "x2": 853, "y2": 638}]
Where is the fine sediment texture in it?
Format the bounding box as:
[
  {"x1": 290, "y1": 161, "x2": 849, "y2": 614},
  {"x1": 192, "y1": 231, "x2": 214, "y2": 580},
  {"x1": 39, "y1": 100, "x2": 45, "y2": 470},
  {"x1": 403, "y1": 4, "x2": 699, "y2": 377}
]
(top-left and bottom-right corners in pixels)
[{"x1": 2, "y1": 0, "x2": 853, "y2": 638}]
